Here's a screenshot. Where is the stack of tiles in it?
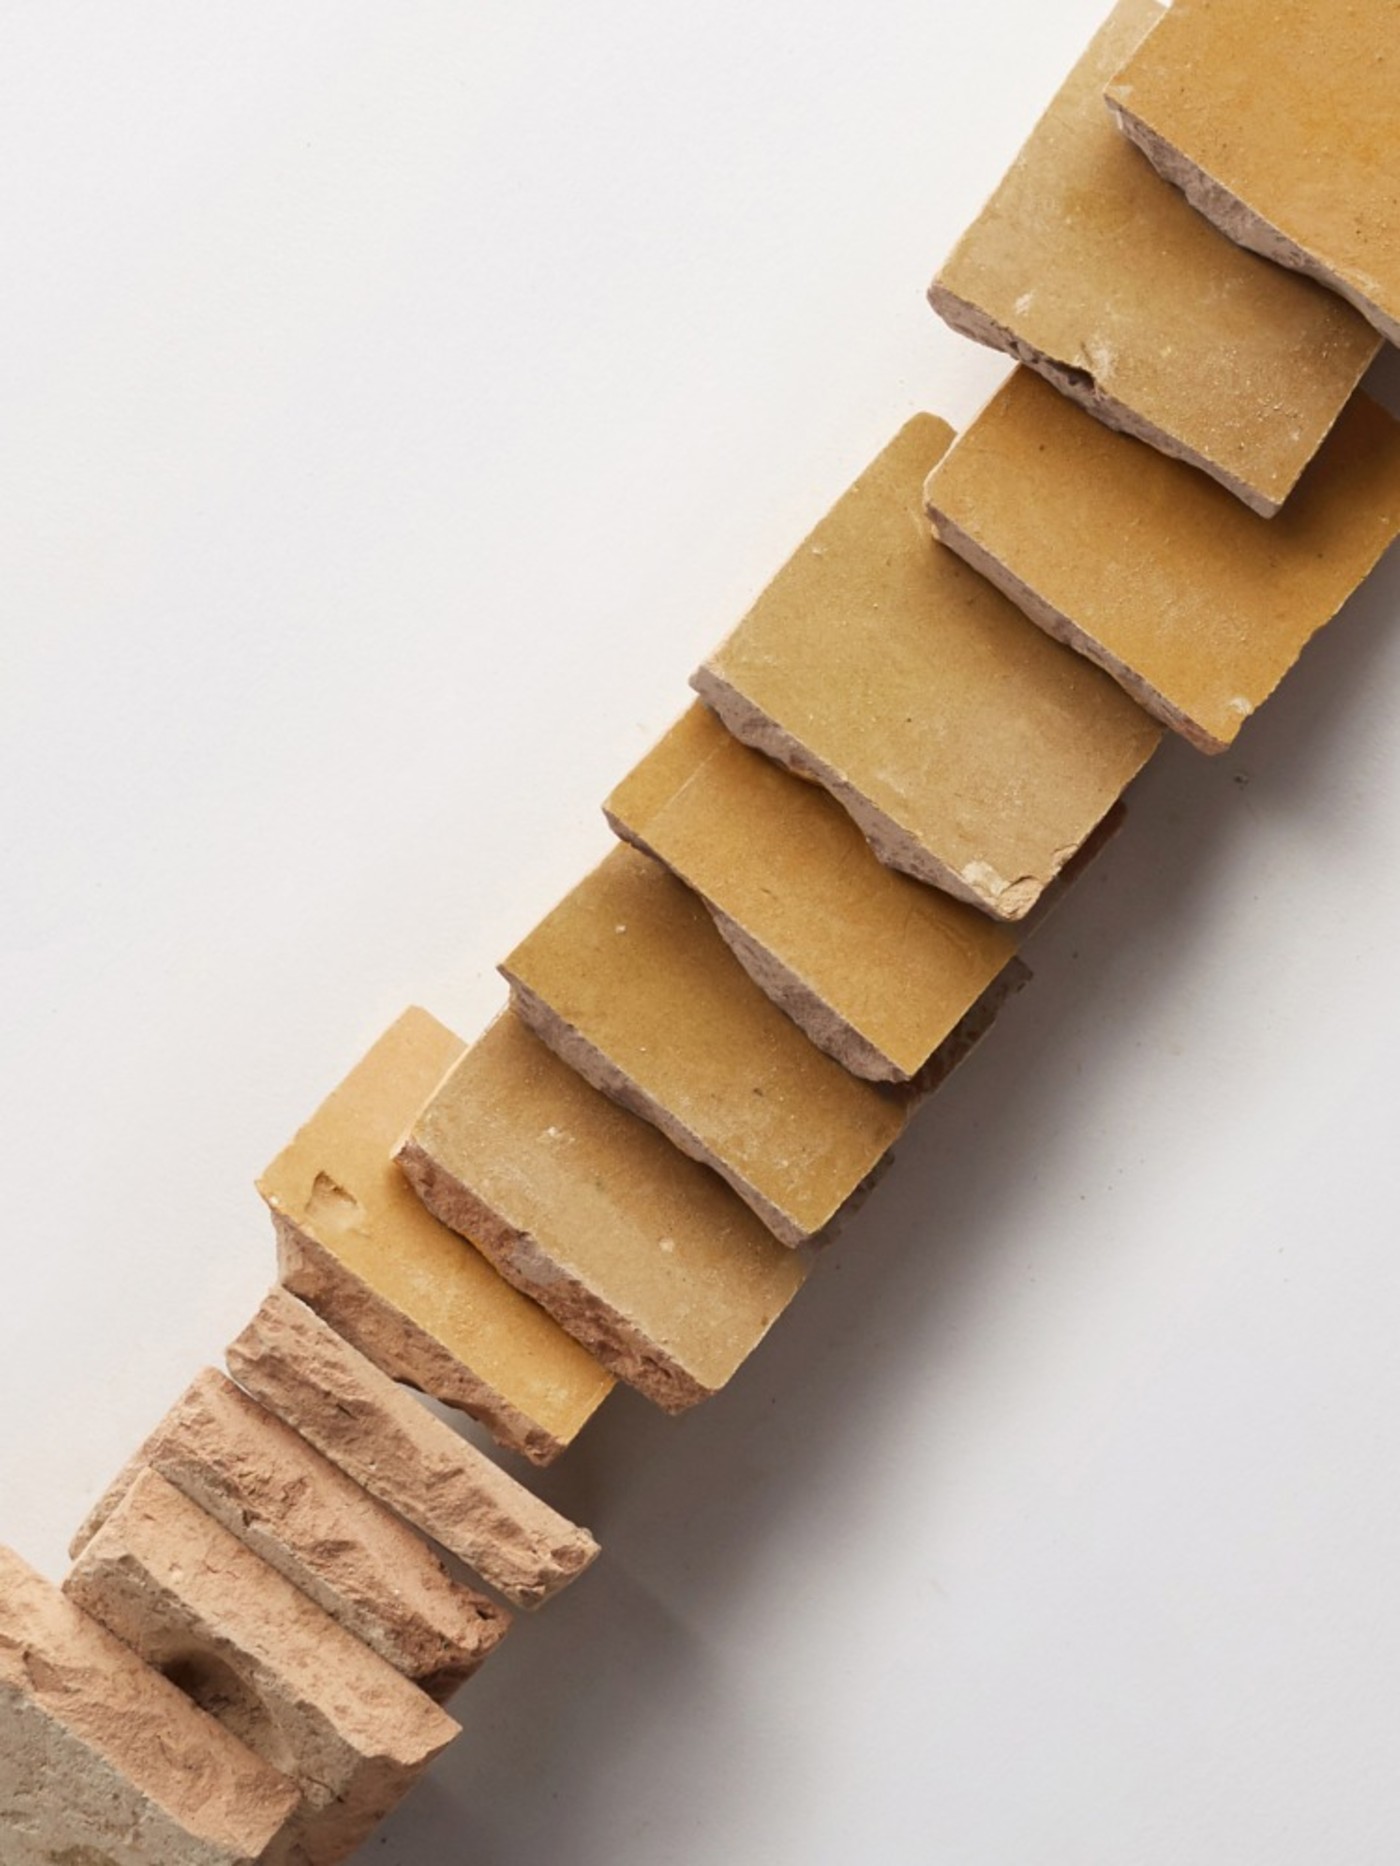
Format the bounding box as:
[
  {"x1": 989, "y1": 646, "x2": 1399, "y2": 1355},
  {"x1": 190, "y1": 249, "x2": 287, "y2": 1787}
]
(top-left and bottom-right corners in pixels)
[
  {"x1": 398, "y1": 1011, "x2": 808, "y2": 1409},
  {"x1": 604, "y1": 702, "x2": 1029, "y2": 1085},
  {"x1": 257, "y1": 1006, "x2": 614, "y2": 1465},
  {"x1": 7, "y1": 1016, "x2": 607, "y2": 1861},
  {"x1": 69, "y1": 1368, "x2": 510, "y2": 1703},
  {"x1": 10, "y1": 2, "x2": 1400, "y2": 1859},
  {"x1": 692, "y1": 414, "x2": 1160, "y2": 920},
  {"x1": 928, "y1": 0, "x2": 1380, "y2": 513},
  {"x1": 1107, "y1": 0, "x2": 1400, "y2": 347},
  {"x1": 66, "y1": 1470, "x2": 461, "y2": 1866},
  {"x1": 226, "y1": 1288, "x2": 600, "y2": 1611},
  {"x1": 500, "y1": 842, "x2": 912, "y2": 1245},
  {"x1": 0, "y1": 1544, "x2": 299, "y2": 1865}
]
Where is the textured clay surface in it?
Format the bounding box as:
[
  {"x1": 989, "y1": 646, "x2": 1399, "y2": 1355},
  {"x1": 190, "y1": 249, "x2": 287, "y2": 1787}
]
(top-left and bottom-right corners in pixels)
[
  {"x1": 606, "y1": 702, "x2": 1022, "y2": 1081},
  {"x1": 65, "y1": 1470, "x2": 459, "y2": 1866},
  {"x1": 226, "y1": 1287, "x2": 599, "y2": 1609},
  {"x1": 926, "y1": 371, "x2": 1400, "y2": 751},
  {"x1": 1108, "y1": 0, "x2": 1400, "y2": 347},
  {"x1": 0, "y1": 1542, "x2": 298, "y2": 1865},
  {"x1": 70, "y1": 1368, "x2": 509, "y2": 1702},
  {"x1": 693, "y1": 414, "x2": 1160, "y2": 920},
  {"x1": 502, "y1": 843, "x2": 911, "y2": 1244},
  {"x1": 929, "y1": 0, "x2": 1380, "y2": 514},
  {"x1": 259, "y1": 1005, "x2": 612, "y2": 1464},
  {"x1": 398, "y1": 1011, "x2": 807, "y2": 1410}
]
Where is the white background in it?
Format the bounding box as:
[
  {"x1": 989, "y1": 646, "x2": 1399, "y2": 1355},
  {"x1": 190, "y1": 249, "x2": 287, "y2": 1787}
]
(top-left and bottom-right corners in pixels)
[{"x1": 3, "y1": 4, "x2": 1399, "y2": 1862}]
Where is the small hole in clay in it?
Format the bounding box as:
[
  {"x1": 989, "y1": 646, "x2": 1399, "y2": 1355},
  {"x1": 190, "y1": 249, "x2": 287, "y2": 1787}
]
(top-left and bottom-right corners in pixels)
[{"x1": 161, "y1": 1650, "x2": 282, "y2": 1768}]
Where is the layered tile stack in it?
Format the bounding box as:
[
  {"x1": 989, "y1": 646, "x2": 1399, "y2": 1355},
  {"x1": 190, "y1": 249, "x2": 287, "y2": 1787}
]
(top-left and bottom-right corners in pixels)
[{"x1": 5, "y1": 0, "x2": 1398, "y2": 1857}]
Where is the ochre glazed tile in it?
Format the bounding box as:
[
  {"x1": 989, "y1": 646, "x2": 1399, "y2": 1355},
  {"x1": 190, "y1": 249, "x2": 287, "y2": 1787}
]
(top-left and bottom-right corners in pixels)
[
  {"x1": 501, "y1": 843, "x2": 911, "y2": 1244},
  {"x1": 70, "y1": 1368, "x2": 509, "y2": 1704},
  {"x1": 925, "y1": 369, "x2": 1400, "y2": 751},
  {"x1": 257, "y1": 1006, "x2": 613, "y2": 1465},
  {"x1": 397, "y1": 1012, "x2": 807, "y2": 1410},
  {"x1": 1108, "y1": 0, "x2": 1400, "y2": 347},
  {"x1": 606, "y1": 703, "x2": 1023, "y2": 1082},
  {"x1": 930, "y1": 0, "x2": 1380, "y2": 514},
  {"x1": 692, "y1": 414, "x2": 1160, "y2": 920}
]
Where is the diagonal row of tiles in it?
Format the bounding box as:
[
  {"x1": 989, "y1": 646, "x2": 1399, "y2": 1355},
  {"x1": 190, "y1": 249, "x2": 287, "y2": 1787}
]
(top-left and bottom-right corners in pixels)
[
  {"x1": 5, "y1": 0, "x2": 1398, "y2": 1859},
  {"x1": 929, "y1": 0, "x2": 1389, "y2": 516}
]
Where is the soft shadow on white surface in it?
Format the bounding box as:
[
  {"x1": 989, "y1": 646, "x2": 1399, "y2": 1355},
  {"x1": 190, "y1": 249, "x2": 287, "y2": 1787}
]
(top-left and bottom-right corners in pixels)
[
  {"x1": 369, "y1": 530, "x2": 1400, "y2": 1863},
  {"x1": 2, "y1": 7, "x2": 1398, "y2": 1863}
]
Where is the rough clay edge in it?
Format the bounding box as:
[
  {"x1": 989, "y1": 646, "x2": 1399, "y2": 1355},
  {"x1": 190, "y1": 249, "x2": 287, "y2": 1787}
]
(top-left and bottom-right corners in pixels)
[
  {"x1": 394, "y1": 1134, "x2": 713, "y2": 1412},
  {"x1": 705, "y1": 901, "x2": 911, "y2": 1081},
  {"x1": 66, "y1": 1379, "x2": 505, "y2": 1704},
  {"x1": 270, "y1": 1212, "x2": 572, "y2": 1468},
  {"x1": 0, "y1": 1562, "x2": 303, "y2": 1864},
  {"x1": 223, "y1": 1291, "x2": 600, "y2": 1613},
  {"x1": 604, "y1": 810, "x2": 911, "y2": 1083},
  {"x1": 927, "y1": 280, "x2": 1285, "y2": 517},
  {"x1": 924, "y1": 500, "x2": 1227, "y2": 754},
  {"x1": 1108, "y1": 96, "x2": 1399, "y2": 351},
  {"x1": 501, "y1": 973, "x2": 839, "y2": 1246},
  {"x1": 688, "y1": 665, "x2": 1046, "y2": 921}
]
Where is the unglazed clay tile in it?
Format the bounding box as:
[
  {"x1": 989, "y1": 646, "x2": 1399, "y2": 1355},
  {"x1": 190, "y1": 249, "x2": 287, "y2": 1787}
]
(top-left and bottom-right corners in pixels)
[
  {"x1": 0, "y1": 1544, "x2": 298, "y2": 1866},
  {"x1": 225, "y1": 1287, "x2": 600, "y2": 1610},
  {"x1": 65, "y1": 1470, "x2": 460, "y2": 1866}
]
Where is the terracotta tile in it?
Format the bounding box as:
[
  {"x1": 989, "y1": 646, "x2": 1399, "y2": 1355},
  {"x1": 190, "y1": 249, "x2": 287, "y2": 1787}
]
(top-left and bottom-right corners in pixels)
[
  {"x1": 66, "y1": 1470, "x2": 459, "y2": 1866},
  {"x1": 0, "y1": 1543, "x2": 298, "y2": 1866},
  {"x1": 606, "y1": 703, "x2": 1023, "y2": 1082},
  {"x1": 70, "y1": 1368, "x2": 509, "y2": 1704},
  {"x1": 226, "y1": 1287, "x2": 599, "y2": 1611}
]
